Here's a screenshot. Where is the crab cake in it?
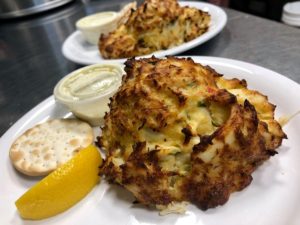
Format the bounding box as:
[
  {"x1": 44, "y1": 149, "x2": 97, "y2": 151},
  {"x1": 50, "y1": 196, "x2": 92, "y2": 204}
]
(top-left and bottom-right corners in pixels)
[
  {"x1": 99, "y1": 56, "x2": 286, "y2": 210},
  {"x1": 99, "y1": 0, "x2": 210, "y2": 59}
]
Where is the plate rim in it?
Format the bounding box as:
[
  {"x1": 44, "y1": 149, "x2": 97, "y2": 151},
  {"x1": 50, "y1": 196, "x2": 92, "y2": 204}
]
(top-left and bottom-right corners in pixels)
[{"x1": 62, "y1": 1, "x2": 227, "y2": 65}]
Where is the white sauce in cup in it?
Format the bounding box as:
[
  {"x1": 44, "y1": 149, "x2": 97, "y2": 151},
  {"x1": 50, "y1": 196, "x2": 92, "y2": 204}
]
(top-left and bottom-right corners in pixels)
[{"x1": 54, "y1": 64, "x2": 124, "y2": 126}]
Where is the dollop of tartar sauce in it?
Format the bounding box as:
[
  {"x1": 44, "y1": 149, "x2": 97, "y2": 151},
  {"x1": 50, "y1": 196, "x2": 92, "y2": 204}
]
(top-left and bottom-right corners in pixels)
[
  {"x1": 76, "y1": 2, "x2": 136, "y2": 45},
  {"x1": 77, "y1": 12, "x2": 118, "y2": 28},
  {"x1": 58, "y1": 66, "x2": 120, "y2": 101},
  {"x1": 76, "y1": 12, "x2": 119, "y2": 45},
  {"x1": 54, "y1": 64, "x2": 124, "y2": 126}
]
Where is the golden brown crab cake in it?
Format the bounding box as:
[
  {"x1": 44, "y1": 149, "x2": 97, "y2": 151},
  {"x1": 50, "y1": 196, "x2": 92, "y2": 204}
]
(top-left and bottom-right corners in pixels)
[
  {"x1": 99, "y1": 56, "x2": 286, "y2": 210},
  {"x1": 215, "y1": 74, "x2": 286, "y2": 150},
  {"x1": 99, "y1": 0, "x2": 210, "y2": 59}
]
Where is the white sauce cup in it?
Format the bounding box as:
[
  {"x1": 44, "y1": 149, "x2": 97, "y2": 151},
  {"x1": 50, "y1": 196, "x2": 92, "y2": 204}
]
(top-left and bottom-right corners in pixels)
[{"x1": 54, "y1": 64, "x2": 124, "y2": 126}]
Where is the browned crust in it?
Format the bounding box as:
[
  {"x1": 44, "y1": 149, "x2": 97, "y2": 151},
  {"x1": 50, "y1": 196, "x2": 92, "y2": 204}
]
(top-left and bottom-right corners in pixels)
[
  {"x1": 99, "y1": 0, "x2": 211, "y2": 59},
  {"x1": 99, "y1": 56, "x2": 286, "y2": 210}
]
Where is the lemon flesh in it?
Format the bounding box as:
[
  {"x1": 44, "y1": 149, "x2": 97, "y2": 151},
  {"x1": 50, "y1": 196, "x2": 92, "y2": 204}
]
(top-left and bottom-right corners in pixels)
[{"x1": 15, "y1": 145, "x2": 102, "y2": 220}]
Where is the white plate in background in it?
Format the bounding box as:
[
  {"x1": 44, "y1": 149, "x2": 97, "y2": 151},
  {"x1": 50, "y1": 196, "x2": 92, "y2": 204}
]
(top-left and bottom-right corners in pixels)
[
  {"x1": 62, "y1": 2, "x2": 227, "y2": 65},
  {"x1": 1, "y1": 57, "x2": 300, "y2": 225}
]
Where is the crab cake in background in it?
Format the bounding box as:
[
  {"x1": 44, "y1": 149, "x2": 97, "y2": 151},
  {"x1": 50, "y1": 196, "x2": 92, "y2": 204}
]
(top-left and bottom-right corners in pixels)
[{"x1": 99, "y1": 0, "x2": 210, "y2": 59}]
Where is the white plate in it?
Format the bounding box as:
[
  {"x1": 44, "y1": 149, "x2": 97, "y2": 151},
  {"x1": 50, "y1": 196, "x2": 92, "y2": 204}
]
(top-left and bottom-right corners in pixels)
[
  {"x1": 62, "y1": 2, "x2": 227, "y2": 65},
  {"x1": 1, "y1": 56, "x2": 300, "y2": 225}
]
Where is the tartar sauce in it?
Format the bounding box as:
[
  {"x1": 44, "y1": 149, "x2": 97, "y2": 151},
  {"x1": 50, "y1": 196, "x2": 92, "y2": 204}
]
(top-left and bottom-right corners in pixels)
[
  {"x1": 54, "y1": 64, "x2": 124, "y2": 126},
  {"x1": 76, "y1": 2, "x2": 137, "y2": 45},
  {"x1": 76, "y1": 12, "x2": 118, "y2": 45},
  {"x1": 57, "y1": 66, "x2": 121, "y2": 101},
  {"x1": 76, "y1": 12, "x2": 118, "y2": 28}
]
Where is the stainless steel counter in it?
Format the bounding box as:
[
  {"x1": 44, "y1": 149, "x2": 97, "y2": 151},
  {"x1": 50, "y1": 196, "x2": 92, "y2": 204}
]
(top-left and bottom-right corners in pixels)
[{"x1": 0, "y1": 0, "x2": 300, "y2": 136}]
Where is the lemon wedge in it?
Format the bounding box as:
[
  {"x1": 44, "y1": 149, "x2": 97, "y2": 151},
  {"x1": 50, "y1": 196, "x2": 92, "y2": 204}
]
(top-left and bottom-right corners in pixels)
[{"x1": 15, "y1": 145, "x2": 102, "y2": 220}]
